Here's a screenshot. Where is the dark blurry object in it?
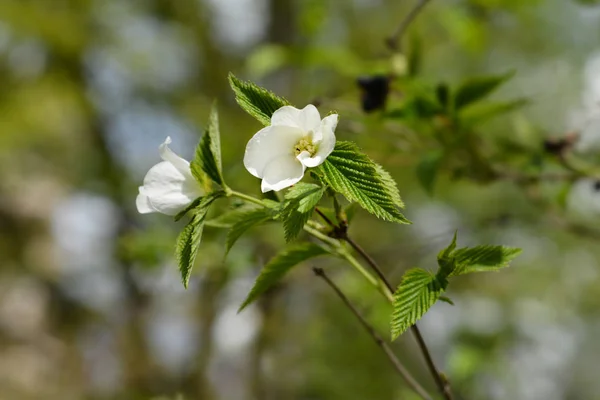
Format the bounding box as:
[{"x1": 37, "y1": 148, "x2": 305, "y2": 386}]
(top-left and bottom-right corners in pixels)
[
  {"x1": 357, "y1": 75, "x2": 390, "y2": 113},
  {"x1": 435, "y1": 83, "x2": 450, "y2": 109},
  {"x1": 543, "y1": 132, "x2": 578, "y2": 155},
  {"x1": 594, "y1": 180, "x2": 600, "y2": 191}
]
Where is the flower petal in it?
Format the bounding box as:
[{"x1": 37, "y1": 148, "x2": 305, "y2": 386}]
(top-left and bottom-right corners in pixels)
[
  {"x1": 136, "y1": 188, "x2": 156, "y2": 214},
  {"x1": 260, "y1": 155, "x2": 306, "y2": 192},
  {"x1": 141, "y1": 161, "x2": 202, "y2": 215},
  {"x1": 271, "y1": 105, "x2": 321, "y2": 132},
  {"x1": 298, "y1": 114, "x2": 338, "y2": 168},
  {"x1": 159, "y1": 136, "x2": 193, "y2": 178},
  {"x1": 244, "y1": 125, "x2": 304, "y2": 178}
]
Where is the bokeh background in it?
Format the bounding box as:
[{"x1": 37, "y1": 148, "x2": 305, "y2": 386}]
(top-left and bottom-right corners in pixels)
[{"x1": 2, "y1": 0, "x2": 600, "y2": 399}]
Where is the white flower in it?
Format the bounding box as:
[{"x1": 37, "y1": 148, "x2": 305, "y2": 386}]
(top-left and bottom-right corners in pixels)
[
  {"x1": 243, "y1": 104, "x2": 338, "y2": 192},
  {"x1": 566, "y1": 178, "x2": 600, "y2": 223},
  {"x1": 136, "y1": 137, "x2": 203, "y2": 215}
]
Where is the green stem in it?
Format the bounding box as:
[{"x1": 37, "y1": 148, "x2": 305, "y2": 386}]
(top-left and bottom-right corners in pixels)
[
  {"x1": 229, "y1": 190, "x2": 266, "y2": 206},
  {"x1": 229, "y1": 190, "x2": 389, "y2": 299}
]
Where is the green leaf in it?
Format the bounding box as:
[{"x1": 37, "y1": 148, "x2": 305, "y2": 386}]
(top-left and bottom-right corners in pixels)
[
  {"x1": 285, "y1": 183, "x2": 326, "y2": 213},
  {"x1": 238, "y1": 243, "x2": 329, "y2": 312},
  {"x1": 391, "y1": 268, "x2": 446, "y2": 340},
  {"x1": 315, "y1": 142, "x2": 409, "y2": 224},
  {"x1": 437, "y1": 231, "x2": 458, "y2": 276},
  {"x1": 205, "y1": 205, "x2": 262, "y2": 228},
  {"x1": 176, "y1": 191, "x2": 225, "y2": 288},
  {"x1": 439, "y1": 296, "x2": 454, "y2": 306},
  {"x1": 454, "y1": 72, "x2": 514, "y2": 110},
  {"x1": 416, "y1": 150, "x2": 444, "y2": 195},
  {"x1": 174, "y1": 197, "x2": 203, "y2": 222},
  {"x1": 191, "y1": 103, "x2": 225, "y2": 186},
  {"x1": 226, "y1": 208, "x2": 273, "y2": 254},
  {"x1": 374, "y1": 164, "x2": 404, "y2": 208},
  {"x1": 174, "y1": 190, "x2": 226, "y2": 222},
  {"x1": 450, "y1": 245, "x2": 522, "y2": 276},
  {"x1": 281, "y1": 183, "x2": 326, "y2": 241},
  {"x1": 228, "y1": 73, "x2": 290, "y2": 126},
  {"x1": 459, "y1": 98, "x2": 528, "y2": 126}
]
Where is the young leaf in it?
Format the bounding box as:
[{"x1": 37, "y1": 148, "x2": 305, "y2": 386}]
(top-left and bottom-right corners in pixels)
[
  {"x1": 176, "y1": 191, "x2": 225, "y2": 288},
  {"x1": 228, "y1": 73, "x2": 290, "y2": 126},
  {"x1": 191, "y1": 103, "x2": 225, "y2": 186},
  {"x1": 226, "y1": 208, "x2": 273, "y2": 254},
  {"x1": 285, "y1": 183, "x2": 326, "y2": 213},
  {"x1": 450, "y1": 245, "x2": 522, "y2": 276},
  {"x1": 315, "y1": 141, "x2": 410, "y2": 224},
  {"x1": 282, "y1": 210, "x2": 312, "y2": 242},
  {"x1": 437, "y1": 231, "x2": 458, "y2": 276},
  {"x1": 238, "y1": 243, "x2": 329, "y2": 312},
  {"x1": 281, "y1": 183, "x2": 326, "y2": 241},
  {"x1": 391, "y1": 268, "x2": 446, "y2": 340},
  {"x1": 454, "y1": 72, "x2": 514, "y2": 110}
]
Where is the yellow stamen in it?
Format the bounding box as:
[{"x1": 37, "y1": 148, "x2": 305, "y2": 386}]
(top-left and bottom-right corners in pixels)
[{"x1": 294, "y1": 135, "x2": 317, "y2": 157}]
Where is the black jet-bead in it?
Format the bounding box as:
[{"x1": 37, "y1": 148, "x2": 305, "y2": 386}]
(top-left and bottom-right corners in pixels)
[{"x1": 357, "y1": 75, "x2": 390, "y2": 113}]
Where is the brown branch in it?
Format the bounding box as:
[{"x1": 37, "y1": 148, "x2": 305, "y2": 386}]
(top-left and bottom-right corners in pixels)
[
  {"x1": 341, "y1": 236, "x2": 454, "y2": 400},
  {"x1": 312, "y1": 267, "x2": 433, "y2": 400},
  {"x1": 386, "y1": 0, "x2": 433, "y2": 51}
]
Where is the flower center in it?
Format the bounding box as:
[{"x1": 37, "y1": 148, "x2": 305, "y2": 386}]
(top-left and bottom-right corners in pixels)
[{"x1": 293, "y1": 135, "x2": 316, "y2": 157}]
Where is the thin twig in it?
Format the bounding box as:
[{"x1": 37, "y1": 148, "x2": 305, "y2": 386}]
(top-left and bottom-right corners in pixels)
[
  {"x1": 342, "y1": 236, "x2": 455, "y2": 400},
  {"x1": 315, "y1": 207, "x2": 335, "y2": 227},
  {"x1": 386, "y1": 0, "x2": 433, "y2": 51},
  {"x1": 312, "y1": 267, "x2": 433, "y2": 400}
]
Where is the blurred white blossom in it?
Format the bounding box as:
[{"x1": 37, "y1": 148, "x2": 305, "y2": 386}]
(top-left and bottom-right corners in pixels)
[
  {"x1": 136, "y1": 137, "x2": 202, "y2": 215},
  {"x1": 566, "y1": 178, "x2": 600, "y2": 222}
]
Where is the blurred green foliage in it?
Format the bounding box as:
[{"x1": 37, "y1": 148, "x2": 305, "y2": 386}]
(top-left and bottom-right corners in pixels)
[{"x1": 2, "y1": 0, "x2": 600, "y2": 399}]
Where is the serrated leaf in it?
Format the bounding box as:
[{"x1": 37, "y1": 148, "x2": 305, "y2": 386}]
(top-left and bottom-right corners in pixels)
[
  {"x1": 391, "y1": 268, "x2": 445, "y2": 340},
  {"x1": 281, "y1": 183, "x2": 326, "y2": 241},
  {"x1": 176, "y1": 191, "x2": 225, "y2": 288},
  {"x1": 437, "y1": 231, "x2": 458, "y2": 275},
  {"x1": 228, "y1": 73, "x2": 290, "y2": 126},
  {"x1": 238, "y1": 243, "x2": 329, "y2": 312},
  {"x1": 282, "y1": 210, "x2": 312, "y2": 242},
  {"x1": 191, "y1": 103, "x2": 225, "y2": 186},
  {"x1": 450, "y1": 245, "x2": 522, "y2": 276},
  {"x1": 374, "y1": 164, "x2": 404, "y2": 208},
  {"x1": 285, "y1": 183, "x2": 326, "y2": 213},
  {"x1": 416, "y1": 150, "x2": 444, "y2": 195},
  {"x1": 437, "y1": 231, "x2": 458, "y2": 261},
  {"x1": 226, "y1": 208, "x2": 273, "y2": 254},
  {"x1": 316, "y1": 142, "x2": 410, "y2": 224},
  {"x1": 454, "y1": 72, "x2": 514, "y2": 110}
]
